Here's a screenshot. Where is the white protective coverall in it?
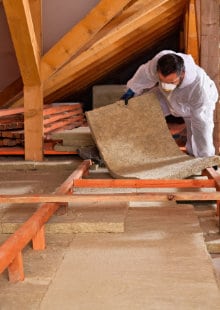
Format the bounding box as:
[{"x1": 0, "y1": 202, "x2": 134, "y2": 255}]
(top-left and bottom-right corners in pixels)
[{"x1": 127, "y1": 50, "x2": 218, "y2": 157}]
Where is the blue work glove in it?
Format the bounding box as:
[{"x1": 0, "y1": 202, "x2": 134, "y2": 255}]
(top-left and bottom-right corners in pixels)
[{"x1": 120, "y1": 88, "x2": 135, "y2": 105}]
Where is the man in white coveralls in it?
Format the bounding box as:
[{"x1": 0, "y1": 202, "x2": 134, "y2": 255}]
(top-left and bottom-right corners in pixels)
[{"x1": 121, "y1": 50, "x2": 219, "y2": 158}]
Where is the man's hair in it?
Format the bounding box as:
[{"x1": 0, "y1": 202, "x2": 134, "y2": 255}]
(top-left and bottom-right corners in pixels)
[{"x1": 157, "y1": 53, "x2": 185, "y2": 76}]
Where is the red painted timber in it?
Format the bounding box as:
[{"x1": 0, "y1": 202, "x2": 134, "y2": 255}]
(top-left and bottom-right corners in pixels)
[{"x1": 73, "y1": 178, "x2": 216, "y2": 188}]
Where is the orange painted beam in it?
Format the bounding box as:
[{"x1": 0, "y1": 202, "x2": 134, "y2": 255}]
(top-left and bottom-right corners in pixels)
[
  {"x1": 73, "y1": 178, "x2": 215, "y2": 188},
  {"x1": 43, "y1": 110, "x2": 83, "y2": 125},
  {"x1": 202, "y1": 168, "x2": 220, "y2": 216},
  {"x1": 32, "y1": 225, "x2": 46, "y2": 250},
  {"x1": 8, "y1": 251, "x2": 24, "y2": 283},
  {"x1": 43, "y1": 115, "x2": 84, "y2": 133},
  {"x1": 0, "y1": 191, "x2": 220, "y2": 204},
  {"x1": 0, "y1": 103, "x2": 82, "y2": 118},
  {"x1": 0, "y1": 160, "x2": 91, "y2": 280},
  {"x1": 43, "y1": 103, "x2": 82, "y2": 116},
  {"x1": 0, "y1": 107, "x2": 24, "y2": 117}
]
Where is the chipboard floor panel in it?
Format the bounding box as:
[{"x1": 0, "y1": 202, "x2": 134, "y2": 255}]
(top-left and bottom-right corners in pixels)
[{"x1": 40, "y1": 205, "x2": 220, "y2": 310}]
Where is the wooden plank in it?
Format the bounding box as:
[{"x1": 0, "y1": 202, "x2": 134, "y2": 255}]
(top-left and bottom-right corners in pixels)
[
  {"x1": 3, "y1": 0, "x2": 41, "y2": 85},
  {"x1": 0, "y1": 160, "x2": 91, "y2": 278},
  {"x1": 0, "y1": 103, "x2": 82, "y2": 118},
  {"x1": 24, "y1": 84, "x2": 44, "y2": 161},
  {"x1": 29, "y1": 0, "x2": 42, "y2": 52},
  {"x1": 43, "y1": 149, "x2": 78, "y2": 155},
  {"x1": 41, "y1": 0, "x2": 133, "y2": 81},
  {"x1": 0, "y1": 118, "x2": 23, "y2": 130},
  {"x1": 0, "y1": 191, "x2": 220, "y2": 204},
  {"x1": 43, "y1": 115, "x2": 84, "y2": 134},
  {"x1": 44, "y1": 121, "x2": 84, "y2": 136},
  {"x1": 43, "y1": 110, "x2": 83, "y2": 126},
  {"x1": 43, "y1": 103, "x2": 82, "y2": 116},
  {"x1": 3, "y1": 0, "x2": 43, "y2": 160},
  {"x1": 0, "y1": 147, "x2": 25, "y2": 155},
  {"x1": 0, "y1": 107, "x2": 24, "y2": 117},
  {"x1": 0, "y1": 138, "x2": 23, "y2": 146},
  {"x1": 73, "y1": 178, "x2": 216, "y2": 188},
  {"x1": 1, "y1": 130, "x2": 24, "y2": 139},
  {"x1": 195, "y1": 0, "x2": 201, "y2": 49},
  {"x1": 185, "y1": 0, "x2": 199, "y2": 64}
]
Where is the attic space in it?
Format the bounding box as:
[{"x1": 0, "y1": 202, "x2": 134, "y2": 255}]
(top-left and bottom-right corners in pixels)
[
  {"x1": 1, "y1": 2, "x2": 220, "y2": 309},
  {"x1": 65, "y1": 31, "x2": 181, "y2": 111},
  {"x1": 1, "y1": 0, "x2": 199, "y2": 161}
]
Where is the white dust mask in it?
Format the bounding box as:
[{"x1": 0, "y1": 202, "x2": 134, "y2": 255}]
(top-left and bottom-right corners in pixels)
[{"x1": 161, "y1": 82, "x2": 177, "y2": 92}]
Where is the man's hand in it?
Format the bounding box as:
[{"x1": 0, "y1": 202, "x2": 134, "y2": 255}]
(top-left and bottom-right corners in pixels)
[{"x1": 120, "y1": 88, "x2": 135, "y2": 105}]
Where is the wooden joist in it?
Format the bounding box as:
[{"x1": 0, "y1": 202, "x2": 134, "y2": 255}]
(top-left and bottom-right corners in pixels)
[
  {"x1": 73, "y1": 178, "x2": 216, "y2": 188},
  {"x1": 0, "y1": 160, "x2": 219, "y2": 282},
  {"x1": 0, "y1": 160, "x2": 91, "y2": 282},
  {"x1": 1, "y1": 190, "x2": 220, "y2": 204}
]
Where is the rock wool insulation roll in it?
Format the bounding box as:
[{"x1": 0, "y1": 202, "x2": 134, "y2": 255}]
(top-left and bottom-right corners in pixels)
[{"x1": 86, "y1": 93, "x2": 220, "y2": 179}]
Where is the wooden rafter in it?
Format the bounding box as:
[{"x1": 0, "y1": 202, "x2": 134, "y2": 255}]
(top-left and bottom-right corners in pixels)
[
  {"x1": 29, "y1": 0, "x2": 42, "y2": 51},
  {"x1": 185, "y1": 0, "x2": 199, "y2": 64},
  {"x1": 3, "y1": 0, "x2": 44, "y2": 160},
  {"x1": 3, "y1": 0, "x2": 41, "y2": 85},
  {"x1": 8, "y1": 0, "x2": 188, "y2": 107},
  {"x1": 44, "y1": 0, "x2": 187, "y2": 99},
  {"x1": 46, "y1": 19, "x2": 182, "y2": 103},
  {"x1": 41, "y1": 0, "x2": 133, "y2": 81}
]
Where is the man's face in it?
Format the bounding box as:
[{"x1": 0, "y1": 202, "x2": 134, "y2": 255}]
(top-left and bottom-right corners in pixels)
[{"x1": 158, "y1": 72, "x2": 185, "y2": 87}]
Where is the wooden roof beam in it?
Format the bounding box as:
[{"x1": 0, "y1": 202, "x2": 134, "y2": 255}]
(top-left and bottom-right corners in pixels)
[
  {"x1": 41, "y1": 0, "x2": 134, "y2": 81},
  {"x1": 3, "y1": 0, "x2": 44, "y2": 161},
  {"x1": 185, "y1": 0, "x2": 199, "y2": 64},
  {"x1": 44, "y1": 0, "x2": 187, "y2": 97},
  {"x1": 3, "y1": 0, "x2": 41, "y2": 86},
  {"x1": 45, "y1": 19, "x2": 181, "y2": 102}
]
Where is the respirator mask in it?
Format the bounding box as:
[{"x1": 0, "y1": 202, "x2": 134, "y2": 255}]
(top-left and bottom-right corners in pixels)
[{"x1": 160, "y1": 82, "x2": 177, "y2": 92}]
